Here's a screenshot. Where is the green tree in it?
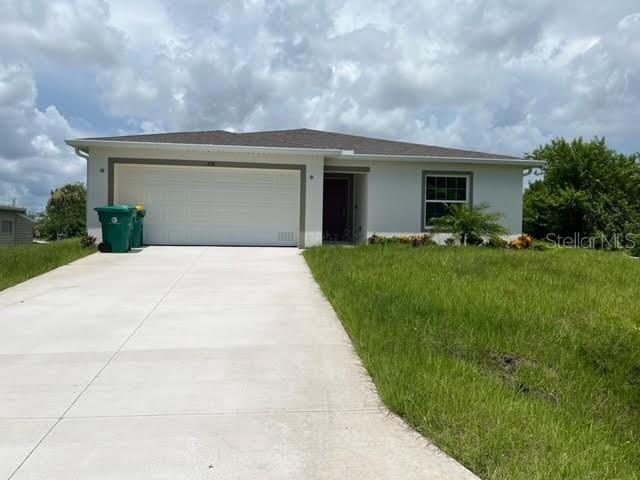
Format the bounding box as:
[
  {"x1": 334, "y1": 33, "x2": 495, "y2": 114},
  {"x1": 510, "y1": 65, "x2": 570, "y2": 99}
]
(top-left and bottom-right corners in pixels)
[
  {"x1": 37, "y1": 183, "x2": 87, "y2": 240},
  {"x1": 524, "y1": 138, "x2": 640, "y2": 243},
  {"x1": 431, "y1": 203, "x2": 508, "y2": 245}
]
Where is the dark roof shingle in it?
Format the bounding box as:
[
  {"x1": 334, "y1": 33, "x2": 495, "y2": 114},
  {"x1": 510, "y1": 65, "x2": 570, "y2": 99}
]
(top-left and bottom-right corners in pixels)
[{"x1": 85, "y1": 128, "x2": 519, "y2": 160}]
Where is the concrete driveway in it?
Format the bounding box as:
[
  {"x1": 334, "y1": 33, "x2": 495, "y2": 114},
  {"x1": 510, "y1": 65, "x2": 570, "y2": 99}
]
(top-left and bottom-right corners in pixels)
[{"x1": 0, "y1": 247, "x2": 476, "y2": 479}]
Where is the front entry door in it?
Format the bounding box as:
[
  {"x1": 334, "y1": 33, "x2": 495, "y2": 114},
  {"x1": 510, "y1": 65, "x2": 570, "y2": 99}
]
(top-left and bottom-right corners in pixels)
[{"x1": 323, "y1": 176, "x2": 352, "y2": 242}]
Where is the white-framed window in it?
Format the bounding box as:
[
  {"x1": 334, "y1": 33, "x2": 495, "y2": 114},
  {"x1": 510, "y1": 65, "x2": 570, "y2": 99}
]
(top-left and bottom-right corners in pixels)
[
  {"x1": 1, "y1": 220, "x2": 13, "y2": 234},
  {"x1": 423, "y1": 173, "x2": 471, "y2": 228}
]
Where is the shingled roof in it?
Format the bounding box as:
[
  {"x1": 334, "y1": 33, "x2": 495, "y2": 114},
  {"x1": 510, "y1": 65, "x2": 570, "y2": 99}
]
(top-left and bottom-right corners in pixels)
[{"x1": 84, "y1": 128, "x2": 519, "y2": 160}]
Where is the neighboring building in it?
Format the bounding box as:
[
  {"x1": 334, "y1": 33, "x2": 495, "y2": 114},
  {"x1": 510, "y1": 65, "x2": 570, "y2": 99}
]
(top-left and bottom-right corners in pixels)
[
  {"x1": 0, "y1": 206, "x2": 34, "y2": 246},
  {"x1": 66, "y1": 128, "x2": 543, "y2": 247}
]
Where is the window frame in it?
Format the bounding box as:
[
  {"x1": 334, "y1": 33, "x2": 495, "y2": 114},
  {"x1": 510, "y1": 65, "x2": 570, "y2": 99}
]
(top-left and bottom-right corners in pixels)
[
  {"x1": 1, "y1": 220, "x2": 13, "y2": 234},
  {"x1": 421, "y1": 171, "x2": 473, "y2": 231}
]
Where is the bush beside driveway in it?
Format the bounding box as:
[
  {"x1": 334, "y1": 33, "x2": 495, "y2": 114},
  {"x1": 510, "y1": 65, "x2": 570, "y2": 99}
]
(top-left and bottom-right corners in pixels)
[{"x1": 304, "y1": 245, "x2": 640, "y2": 480}]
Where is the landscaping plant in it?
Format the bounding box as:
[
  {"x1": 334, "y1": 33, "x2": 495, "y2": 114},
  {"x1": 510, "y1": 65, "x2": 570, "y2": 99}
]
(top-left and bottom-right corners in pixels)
[
  {"x1": 430, "y1": 203, "x2": 508, "y2": 245},
  {"x1": 368, "y1": 234, "x2": 435, "y2": 247},
  {"x1": 80, "y1": 233, "x2": 97, "y2": 248},
  {"x1": 484, "y1": 236, "x2": 509, "y2": 249},
  {"x1": 508, "y1": 234, "x2": 534, "y2": 249}
]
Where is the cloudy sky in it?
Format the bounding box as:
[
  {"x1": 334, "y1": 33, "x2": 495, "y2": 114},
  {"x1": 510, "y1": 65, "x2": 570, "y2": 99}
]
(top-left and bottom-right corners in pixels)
[{"x1": 1, "y1": 0, "x2": 639, "y2": 211}]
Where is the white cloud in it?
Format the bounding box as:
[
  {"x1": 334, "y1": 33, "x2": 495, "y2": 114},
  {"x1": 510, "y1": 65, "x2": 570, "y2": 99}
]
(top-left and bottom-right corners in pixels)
[
  {"x1": 0, "y1": 0, "x2": 125, "y2": 65},
  {"x1": 95, "y1": 0, "x2": 640, "y2": 152},
  {"x1": 0, "y1": 64, "x2": 84, "y2": 210}
]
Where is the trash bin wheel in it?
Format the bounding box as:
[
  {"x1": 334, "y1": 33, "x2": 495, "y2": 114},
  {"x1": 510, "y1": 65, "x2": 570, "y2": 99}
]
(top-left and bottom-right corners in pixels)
[{"x1": 98, "y1": 242, "x2": 112, "y2": 253}]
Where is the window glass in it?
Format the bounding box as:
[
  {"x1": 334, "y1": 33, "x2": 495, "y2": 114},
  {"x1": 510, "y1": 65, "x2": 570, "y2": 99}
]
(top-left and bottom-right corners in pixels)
[
  {"x1": 424, "y1": 174, "x2": 470, "y2": 226},
  {"x1": 425, "y1": 202, "x2": 450, "y2": 224},
  {"x1": 1, "y1": 220, "x2": 13, "y2": 233}
]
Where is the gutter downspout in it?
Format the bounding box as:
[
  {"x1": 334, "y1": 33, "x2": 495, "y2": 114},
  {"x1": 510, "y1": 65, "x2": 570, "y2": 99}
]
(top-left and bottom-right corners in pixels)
[{"x1": 73, "y1": 147, "x2": 89, "y2": 160}]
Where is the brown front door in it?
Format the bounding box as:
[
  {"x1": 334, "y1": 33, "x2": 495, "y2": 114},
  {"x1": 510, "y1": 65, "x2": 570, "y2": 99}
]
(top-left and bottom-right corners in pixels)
[{"x1": 323, "y1": 177, "x2": 351, "y2": 242}]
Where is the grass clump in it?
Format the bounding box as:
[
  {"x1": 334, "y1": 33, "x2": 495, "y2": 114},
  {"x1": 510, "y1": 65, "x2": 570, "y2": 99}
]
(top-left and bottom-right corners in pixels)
[
  {"x1": 304, "y1": 245, "x2": 640, "y2": 480},
  {"x1": 0, "y1": 239, "x2": 96, "y2": 291}
]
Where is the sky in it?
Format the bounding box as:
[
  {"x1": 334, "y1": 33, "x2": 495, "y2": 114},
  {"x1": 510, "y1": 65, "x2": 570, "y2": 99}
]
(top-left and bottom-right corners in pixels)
[{"x1": 1, "y1": 0, "x2": 639, "y2": 211}]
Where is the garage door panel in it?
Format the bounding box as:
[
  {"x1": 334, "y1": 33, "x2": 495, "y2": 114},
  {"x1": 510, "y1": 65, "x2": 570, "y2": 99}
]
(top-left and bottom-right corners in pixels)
[
  {"x1": 189, "y1": 191, "x2": 211, "y2": 203},
  {"x1": 115, "y1": 164, "x2": 300, "y2": 246},
  {"x1": 166, "y1": 191, "x2": 188, "y2": 202}
]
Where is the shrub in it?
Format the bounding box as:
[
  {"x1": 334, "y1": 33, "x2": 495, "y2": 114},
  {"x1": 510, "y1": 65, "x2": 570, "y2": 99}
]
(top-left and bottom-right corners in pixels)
[
  {"x1": 430, "y1": 203, "x2": 508, "y2": 245},
  {"x1": 508, "y1": 234, "x2": 535, "y2": 250},
  {"x1": 485, "y1": 236, "x2": 509, "y2": 248},
  {"x1": 444, "y1": 237, "x2": 456, "y2": 247},
  {"x1": 368, "y1": 234, "x2": 435, "y2": 247},
  {"x1": 80, "y1": 234, "x2": 96, "y2": 248},
  {"x1": 368, "y1": 234, "x2": 393, "y2": 245},
  {"x1": 399, "y1": 234, "x2": 436, "y2": 247}
]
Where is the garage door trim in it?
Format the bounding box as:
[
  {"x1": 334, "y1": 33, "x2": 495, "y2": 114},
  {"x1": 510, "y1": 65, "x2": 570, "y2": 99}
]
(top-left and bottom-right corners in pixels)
[{"x1": 108, "y1": 157, "x2": 307, "y2": 247}]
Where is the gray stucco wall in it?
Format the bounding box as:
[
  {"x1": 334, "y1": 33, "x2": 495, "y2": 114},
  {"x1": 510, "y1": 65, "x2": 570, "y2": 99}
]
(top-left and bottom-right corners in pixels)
[{"x1": 324, "y1": 158, "x2": 526, "y2": 238}]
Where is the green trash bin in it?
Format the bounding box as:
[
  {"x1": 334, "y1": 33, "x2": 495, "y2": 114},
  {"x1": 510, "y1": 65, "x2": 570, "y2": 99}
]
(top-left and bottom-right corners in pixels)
[
  {"x1": 95, "y1": 205, "x2": 136, "y2": 253},
  {"x1": 127, "y1": 204, "x2": 146, "y2": 248}
]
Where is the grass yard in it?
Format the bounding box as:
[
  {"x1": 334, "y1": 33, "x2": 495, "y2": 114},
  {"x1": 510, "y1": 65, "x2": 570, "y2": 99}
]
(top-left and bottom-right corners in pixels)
[
  {"x1": 0, "y1": 239, "x2": 96, "y2": 291},
  {"x1": 304, "y1": 245, "x2": 640, "y2": 480}
]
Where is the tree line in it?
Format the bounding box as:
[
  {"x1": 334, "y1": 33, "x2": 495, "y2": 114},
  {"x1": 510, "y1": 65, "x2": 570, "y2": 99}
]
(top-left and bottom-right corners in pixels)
[{"x1": 524, "y1": 137, "x2": 640, "y2": 249}]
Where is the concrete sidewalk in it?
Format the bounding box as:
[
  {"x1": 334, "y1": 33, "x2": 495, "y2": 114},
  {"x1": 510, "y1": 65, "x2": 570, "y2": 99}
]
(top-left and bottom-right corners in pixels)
[{"x1": 0, "y1": 246, "x2": 477, "y2": 479}]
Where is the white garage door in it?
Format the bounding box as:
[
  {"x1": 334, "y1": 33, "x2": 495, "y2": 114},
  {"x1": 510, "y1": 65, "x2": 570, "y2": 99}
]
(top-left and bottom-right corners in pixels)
[{"x1": 115, "y1": 163, "x2": 300, "y2": 246}]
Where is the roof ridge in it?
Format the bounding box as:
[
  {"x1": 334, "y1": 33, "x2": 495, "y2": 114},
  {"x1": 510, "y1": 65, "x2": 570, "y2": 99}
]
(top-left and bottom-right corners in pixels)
[
  {"x1": 240, "y1": 128, "x2": 310, "y2": 135},
  {"x1": 244, "y1": 127, "x2": 455, "y2": 151},
  {"x1": 237, "y1": 128, "x2": 446, "y2": 150},
  {"x1": 289, "y1": 128, "x2": 453, "y2": 149}
]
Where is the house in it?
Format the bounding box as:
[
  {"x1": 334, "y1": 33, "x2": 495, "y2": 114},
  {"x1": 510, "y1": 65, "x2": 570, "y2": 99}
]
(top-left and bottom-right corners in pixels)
[
  {"x1": 66, "y1": 128, "x2": 543, "y2": 247},
  {"x1": 0, "y1": 206, "x2": 34, "y2": 246}
]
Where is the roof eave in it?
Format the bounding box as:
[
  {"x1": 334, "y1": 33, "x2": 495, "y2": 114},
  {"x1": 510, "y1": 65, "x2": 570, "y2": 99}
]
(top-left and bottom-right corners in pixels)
[
  {"x1": 331, "y1": 152, "x2": 544, "y2": 167},
  {"x1": 17, "y1": 213, "x2": 34, "y2": 222},
  {"x1": 65, "y1": 139, "x2": 544, "y2": 167},
  {"x1": 64, "y1": 139, "x2": 344, "y2": 156},
  {"x1": 0, "y1": 206, "x2": 28, "y2": 213}
]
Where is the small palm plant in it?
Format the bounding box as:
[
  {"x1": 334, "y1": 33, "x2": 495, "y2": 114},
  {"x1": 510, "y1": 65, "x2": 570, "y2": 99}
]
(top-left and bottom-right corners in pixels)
[{"x1": 431, "y1": 203, "x2": 508, "y2": 245}]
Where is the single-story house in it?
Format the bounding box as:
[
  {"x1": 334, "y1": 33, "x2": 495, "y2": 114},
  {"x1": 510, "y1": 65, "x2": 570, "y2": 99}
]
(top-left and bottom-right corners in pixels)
[
  {"x1": 66, "y1": 128, "x2": 543, "y2": 248},
  {"x1": 0, "y1": 206, "x2": 34, "y2": 246}
]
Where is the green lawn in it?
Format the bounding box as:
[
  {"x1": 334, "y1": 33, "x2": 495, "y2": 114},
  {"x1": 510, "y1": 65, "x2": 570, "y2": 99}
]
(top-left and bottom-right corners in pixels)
[
  {"x1": 304, "y1": 245, "x2": 640, "y2": 480},
  {"x1": 0, "y1": 239, "x2": 96, "y2": 291}
]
